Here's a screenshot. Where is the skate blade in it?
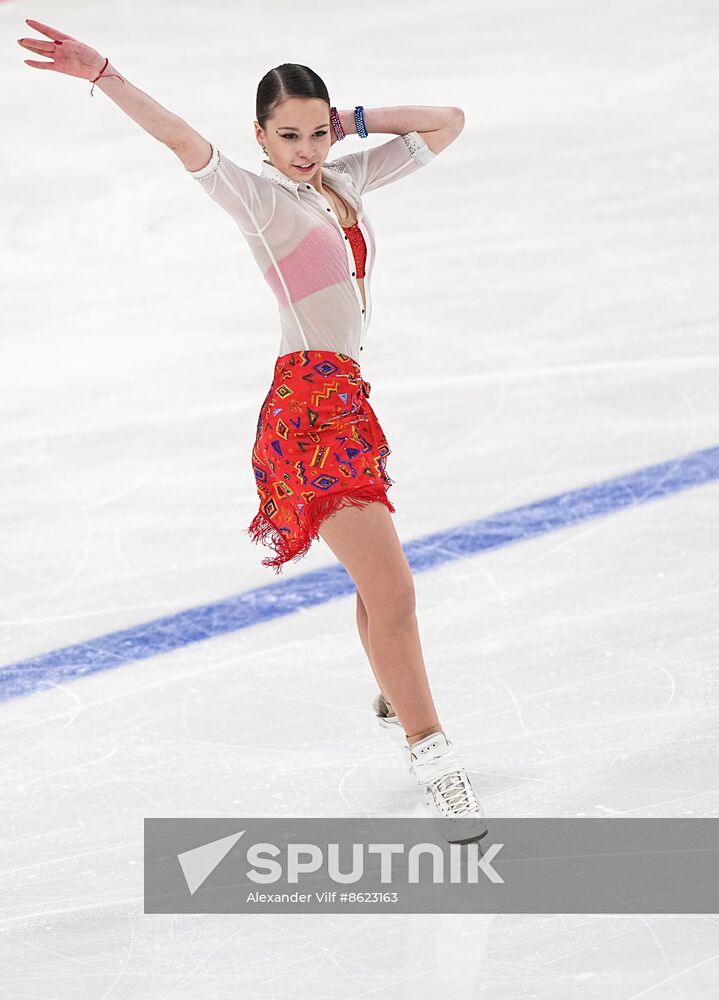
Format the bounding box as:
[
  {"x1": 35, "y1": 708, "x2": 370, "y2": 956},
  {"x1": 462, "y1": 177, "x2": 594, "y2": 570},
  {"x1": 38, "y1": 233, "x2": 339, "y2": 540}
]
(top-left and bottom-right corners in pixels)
[{"x1": 434, "y1": 816, "x2": 489, "y2": 844}]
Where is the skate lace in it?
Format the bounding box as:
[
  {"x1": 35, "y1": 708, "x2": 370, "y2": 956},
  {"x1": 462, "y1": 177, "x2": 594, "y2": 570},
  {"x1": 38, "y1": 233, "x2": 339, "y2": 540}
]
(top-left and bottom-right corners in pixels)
[{"x1": 430, "y1": 769, "x2": 480, "y2": 816}]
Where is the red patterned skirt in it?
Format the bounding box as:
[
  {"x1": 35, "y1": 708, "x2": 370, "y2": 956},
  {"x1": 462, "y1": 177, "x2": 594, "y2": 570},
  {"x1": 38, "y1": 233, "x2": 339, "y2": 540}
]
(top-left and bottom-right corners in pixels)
[{"x1": 245, "y1": 350, "x2": 396, "y2": 573}]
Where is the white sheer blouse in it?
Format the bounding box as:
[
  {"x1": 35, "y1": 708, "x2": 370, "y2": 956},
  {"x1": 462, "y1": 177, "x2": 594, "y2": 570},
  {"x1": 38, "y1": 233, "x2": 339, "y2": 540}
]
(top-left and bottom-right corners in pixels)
[{"x1": 186, "y1": 131, "x2": 436, "y2": 360}]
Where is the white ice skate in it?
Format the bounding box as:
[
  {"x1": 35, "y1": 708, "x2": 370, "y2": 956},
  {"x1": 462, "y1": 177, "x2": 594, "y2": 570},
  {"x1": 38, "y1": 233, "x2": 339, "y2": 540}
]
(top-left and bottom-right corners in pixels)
[
  {"x1": 372, "y1": 691, "x2": 411, "y2": 768},
  {"x1": 408, "y1": 731, "x2": 488, "y2": 843}
]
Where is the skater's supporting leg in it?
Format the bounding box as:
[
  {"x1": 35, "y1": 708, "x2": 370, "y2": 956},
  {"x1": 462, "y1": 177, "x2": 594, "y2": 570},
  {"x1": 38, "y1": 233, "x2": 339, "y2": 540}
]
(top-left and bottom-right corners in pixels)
[
  {"x1": 319, "y1": 502, "x2": 444, "y2": 743},
  {"x1": 356, "y1": 589, "x2": 444, "y2": 745}
]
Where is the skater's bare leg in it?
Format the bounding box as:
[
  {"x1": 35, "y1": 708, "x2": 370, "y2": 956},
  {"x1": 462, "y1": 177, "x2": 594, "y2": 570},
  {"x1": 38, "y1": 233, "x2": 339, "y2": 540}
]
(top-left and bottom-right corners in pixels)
[
  {"x1": 355, "y1": 590, "x2": 393, "y2": 711},
  {"x1": 356, "y1": 589, "x2": 443, "y2": 743},
  {"x1": 319, "y1": 502, "x2": 444, "y2": 746}
]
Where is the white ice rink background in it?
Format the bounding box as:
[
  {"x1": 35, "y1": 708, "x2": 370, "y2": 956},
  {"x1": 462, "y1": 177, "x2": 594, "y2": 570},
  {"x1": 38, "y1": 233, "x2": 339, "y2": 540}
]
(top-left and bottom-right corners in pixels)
[{"x1": 1, "y1": 0, "x2": 718, "y2": 996}]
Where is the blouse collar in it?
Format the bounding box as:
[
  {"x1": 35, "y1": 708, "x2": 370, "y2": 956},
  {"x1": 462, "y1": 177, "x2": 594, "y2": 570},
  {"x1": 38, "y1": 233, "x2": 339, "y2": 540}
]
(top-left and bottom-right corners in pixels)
[{"x1": 260, "y1": 158, "x2": 346, "y2": 199}]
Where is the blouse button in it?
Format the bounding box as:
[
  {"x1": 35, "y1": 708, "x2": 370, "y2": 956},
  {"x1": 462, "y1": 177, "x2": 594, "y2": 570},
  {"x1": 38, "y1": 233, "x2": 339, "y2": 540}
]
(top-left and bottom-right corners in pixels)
[
  {"x1": 352, "y1": 272, "x2": 355, "y2": 276},
  {"x1": 344, "y1": 235, "x2": 348, "y2": 240}
]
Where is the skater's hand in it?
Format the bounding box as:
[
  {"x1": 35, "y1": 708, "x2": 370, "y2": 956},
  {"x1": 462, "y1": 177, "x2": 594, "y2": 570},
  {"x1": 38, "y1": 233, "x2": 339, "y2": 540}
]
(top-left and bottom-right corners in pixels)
[{"x1": 17, "y1": 18, "x2": 106, "y2": 81}]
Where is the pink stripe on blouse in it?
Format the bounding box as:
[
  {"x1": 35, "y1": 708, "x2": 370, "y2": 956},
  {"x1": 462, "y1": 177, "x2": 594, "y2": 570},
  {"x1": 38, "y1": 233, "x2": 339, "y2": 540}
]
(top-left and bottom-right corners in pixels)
[{"x1": 263, "y1": 224, "x2": 348, "y2": 307}]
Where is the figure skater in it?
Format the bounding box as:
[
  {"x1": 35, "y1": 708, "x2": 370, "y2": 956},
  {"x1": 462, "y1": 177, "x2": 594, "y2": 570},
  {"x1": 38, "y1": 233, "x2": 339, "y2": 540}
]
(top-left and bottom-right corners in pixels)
[{"x1": 18, "y1": 19, "x2": 487, "y2": 839}]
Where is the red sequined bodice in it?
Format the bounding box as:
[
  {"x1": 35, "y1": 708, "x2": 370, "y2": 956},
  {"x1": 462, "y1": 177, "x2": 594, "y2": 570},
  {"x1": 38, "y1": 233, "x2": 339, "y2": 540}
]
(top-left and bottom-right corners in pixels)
[{"x1": 341, "y1": 222, "x2": 367, "y2": 279}]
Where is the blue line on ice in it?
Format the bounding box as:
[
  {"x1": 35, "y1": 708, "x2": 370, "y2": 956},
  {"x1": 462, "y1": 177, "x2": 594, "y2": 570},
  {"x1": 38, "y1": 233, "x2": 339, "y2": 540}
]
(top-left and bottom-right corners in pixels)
[{"x1": 1, "y1": 443, "x2": 717, "y2": 704}]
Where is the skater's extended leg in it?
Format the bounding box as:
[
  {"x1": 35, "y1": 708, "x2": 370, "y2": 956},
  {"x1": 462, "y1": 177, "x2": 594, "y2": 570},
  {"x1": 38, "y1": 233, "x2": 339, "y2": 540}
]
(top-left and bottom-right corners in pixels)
[
  {"x1": 318, "y1": 502, "x2": 443, "y2": 746},
  {"x1": 355, "y1": 589, "x2": 395, "y2": 714}
]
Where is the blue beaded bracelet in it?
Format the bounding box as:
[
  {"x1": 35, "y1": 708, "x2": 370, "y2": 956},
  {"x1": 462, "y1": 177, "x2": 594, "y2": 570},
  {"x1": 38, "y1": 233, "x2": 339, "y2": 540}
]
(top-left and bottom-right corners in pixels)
[{"x1": 354, "y1": 105, "x2": 368, "y2": 138}]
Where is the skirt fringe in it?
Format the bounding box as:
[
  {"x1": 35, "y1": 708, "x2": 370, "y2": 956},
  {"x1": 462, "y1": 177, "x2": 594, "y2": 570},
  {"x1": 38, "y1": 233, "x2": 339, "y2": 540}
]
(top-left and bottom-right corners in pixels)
[{"x1": 246, "y1": 482, "x2": 396, "y2": 574}]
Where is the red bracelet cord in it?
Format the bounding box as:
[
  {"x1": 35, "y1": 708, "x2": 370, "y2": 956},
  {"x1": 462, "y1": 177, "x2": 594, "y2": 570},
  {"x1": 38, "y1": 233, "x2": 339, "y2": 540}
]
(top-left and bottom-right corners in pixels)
[{"x1": 90, "y1": 56, "x2": 125, "y2": 97}]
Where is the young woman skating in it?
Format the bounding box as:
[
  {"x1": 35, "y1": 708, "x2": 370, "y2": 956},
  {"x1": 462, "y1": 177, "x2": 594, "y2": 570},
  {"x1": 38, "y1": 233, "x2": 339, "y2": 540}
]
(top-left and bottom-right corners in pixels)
[{"x1": 18, "y1": 18, "x2": 487, "y2": 840}]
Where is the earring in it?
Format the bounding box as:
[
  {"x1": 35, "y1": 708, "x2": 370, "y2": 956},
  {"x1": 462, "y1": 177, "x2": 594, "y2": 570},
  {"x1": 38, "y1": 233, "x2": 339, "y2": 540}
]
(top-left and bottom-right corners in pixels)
[{"x1": 261, "y1": 145, "x2": 267, "y2": 155}]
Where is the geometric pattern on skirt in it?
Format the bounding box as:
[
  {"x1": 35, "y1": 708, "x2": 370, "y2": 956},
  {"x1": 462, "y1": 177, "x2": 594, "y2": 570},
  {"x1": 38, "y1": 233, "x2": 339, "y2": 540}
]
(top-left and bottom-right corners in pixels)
[{"x1": 245, "y1": 349, "x2": 396, "y2": 573}]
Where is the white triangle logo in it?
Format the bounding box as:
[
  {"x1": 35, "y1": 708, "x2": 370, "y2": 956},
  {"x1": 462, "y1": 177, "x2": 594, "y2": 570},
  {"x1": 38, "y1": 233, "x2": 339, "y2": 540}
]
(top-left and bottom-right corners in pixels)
[{"x1": 177, "y1": 830, "x2": 246, "y2": 895}]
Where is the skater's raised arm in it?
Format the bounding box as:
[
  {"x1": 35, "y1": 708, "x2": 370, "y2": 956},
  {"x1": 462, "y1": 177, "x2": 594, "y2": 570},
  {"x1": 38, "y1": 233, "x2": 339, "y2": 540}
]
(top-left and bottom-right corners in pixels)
[
  {"x1": 18, "y1": 18, "x2": 187, "y2": 148},
  {"x1": 17, "y1": 17, "x2": 264, "y2": 221}
]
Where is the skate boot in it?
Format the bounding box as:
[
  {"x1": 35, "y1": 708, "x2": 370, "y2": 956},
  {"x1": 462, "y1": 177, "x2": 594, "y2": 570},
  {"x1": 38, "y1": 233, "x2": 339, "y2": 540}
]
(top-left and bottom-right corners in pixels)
[
  {"x1": 372, "y1": 692, "x2": 411, "y2": 769},
  {"x1": 408, "y1": 731, "x2": 488, "y2": 843}
]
